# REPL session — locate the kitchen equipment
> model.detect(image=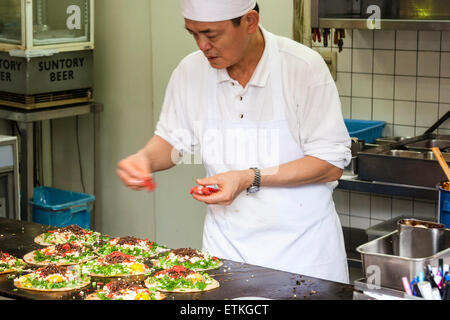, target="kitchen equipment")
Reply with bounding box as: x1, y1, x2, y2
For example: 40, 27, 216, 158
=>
357, 229, 450, 291
0, 0, 94, 54
30, 186, 95, 229
397, 219, 445, 258
344, 119, 386, 143
405, 140, 450, 152
0, 50, 94, 109
0, 0, 94, 109
353, 278, 423, 300
358, 112, 450, 188
375, 136, 412, 145
313, 0, 450, 31
366, 216, 437, 242
344, 138, 364, 175
437, 182, 450, 228
432, 147, 450, 182
357, 136, 450, 188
